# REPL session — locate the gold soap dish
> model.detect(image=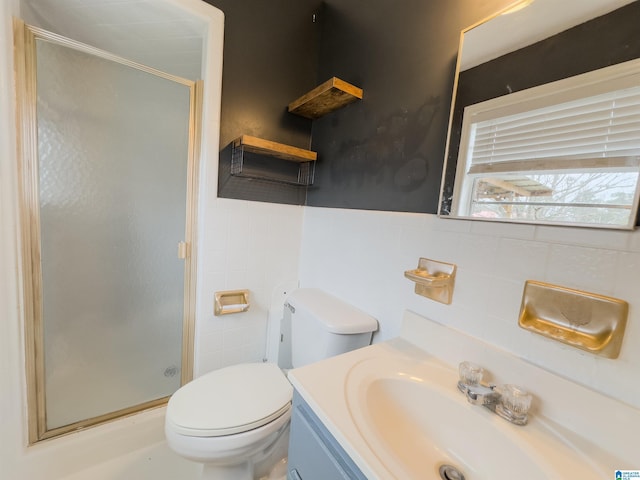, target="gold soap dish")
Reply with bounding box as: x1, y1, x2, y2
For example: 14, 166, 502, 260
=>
518, 281, 628, 358
214, 289, 250, 316
404, 258, 456, 305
